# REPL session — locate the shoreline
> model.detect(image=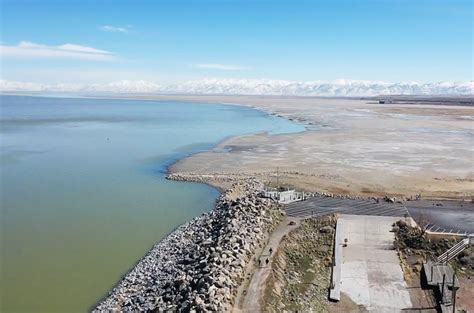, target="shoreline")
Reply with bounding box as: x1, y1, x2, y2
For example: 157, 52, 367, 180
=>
11, 92, 467, 201
4, 93, 470, 200
94, 179, 284, 311
92, 101, 303, 308
4, 94, 472, 199
91, 216, 194, 309
155, 95, 473, 201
